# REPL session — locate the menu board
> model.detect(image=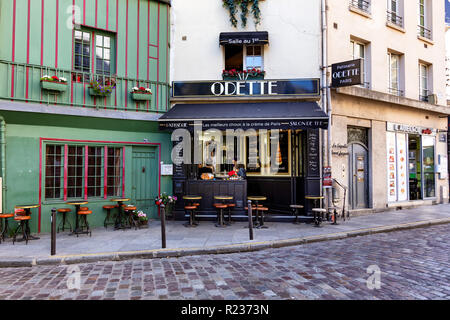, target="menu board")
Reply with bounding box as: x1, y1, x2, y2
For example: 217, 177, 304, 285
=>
307, 130, 320, 177
386, 132, 397, 202
396, 133, 408, 201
